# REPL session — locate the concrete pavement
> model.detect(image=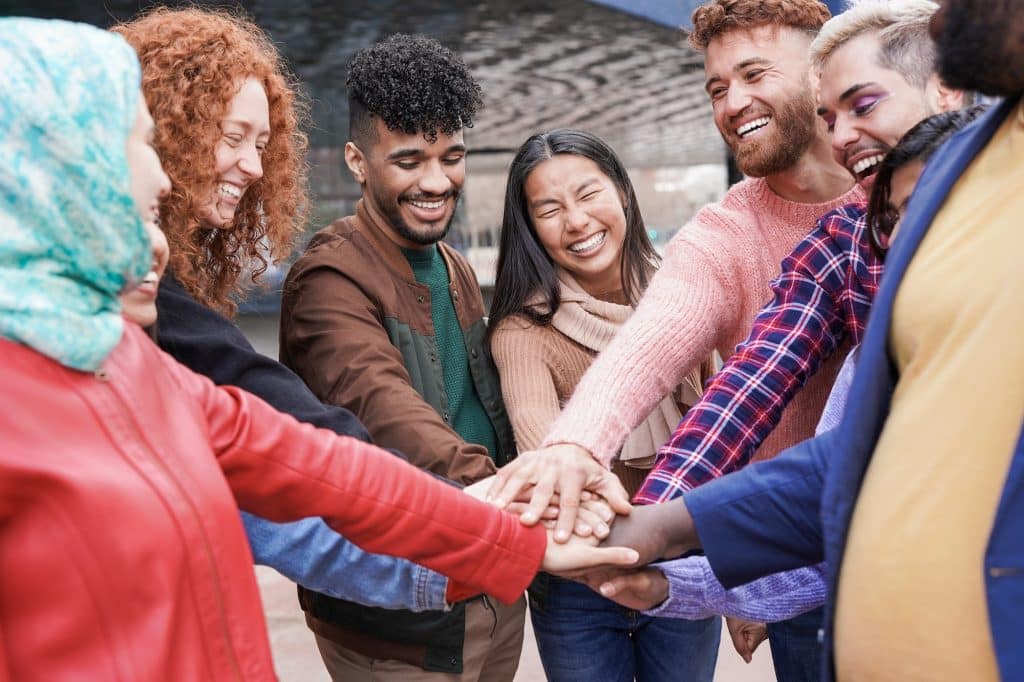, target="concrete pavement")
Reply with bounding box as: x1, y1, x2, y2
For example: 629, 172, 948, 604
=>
255, 566, 777, 681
